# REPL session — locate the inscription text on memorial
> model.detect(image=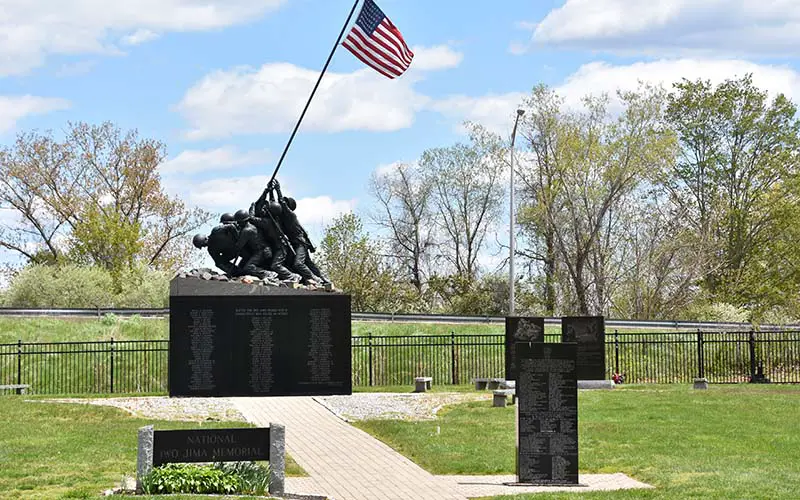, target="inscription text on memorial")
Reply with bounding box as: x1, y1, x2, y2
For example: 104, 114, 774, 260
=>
515, 342, 579, 485
169, 278, 351, 397
561, 316, 606, 380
